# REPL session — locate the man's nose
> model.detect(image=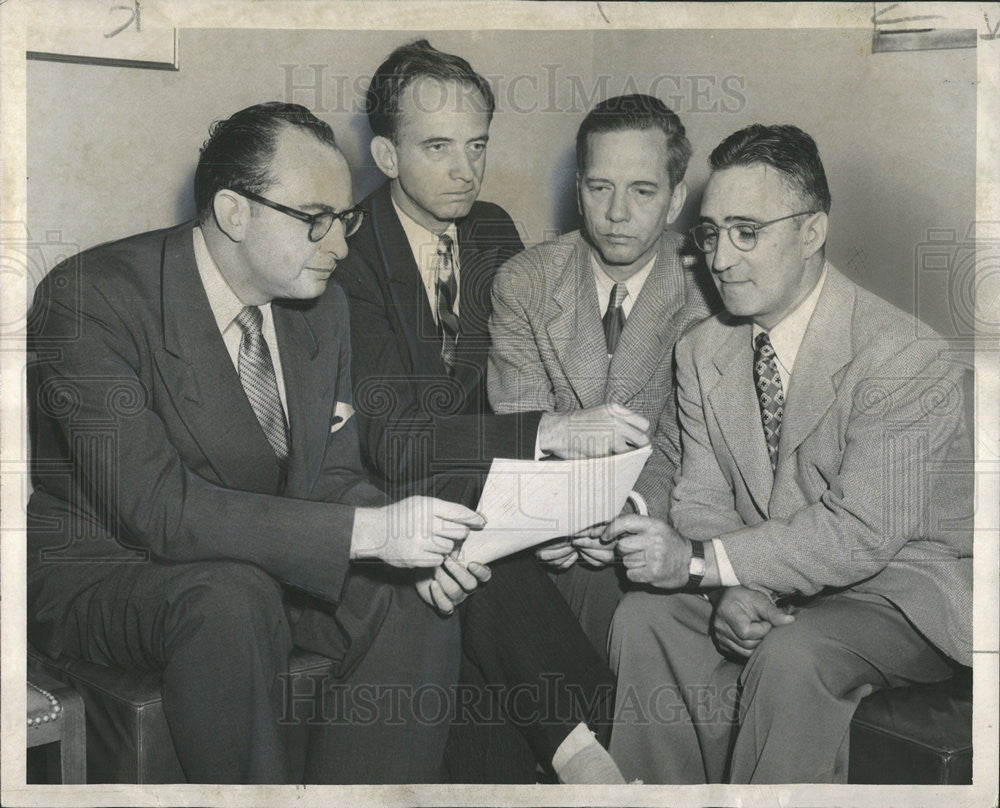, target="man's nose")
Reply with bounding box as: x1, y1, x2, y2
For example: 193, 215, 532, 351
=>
317, 221, 349, 260
710, 230, 739, 273
607, 189, 629, 223
450, 151, 475, 183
